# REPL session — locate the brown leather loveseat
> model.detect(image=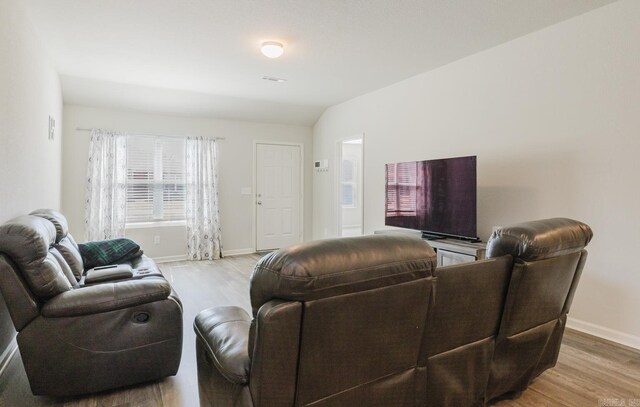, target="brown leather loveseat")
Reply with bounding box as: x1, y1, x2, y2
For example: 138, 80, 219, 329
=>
194, 218, 592, 406
0, 210, 183, 396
